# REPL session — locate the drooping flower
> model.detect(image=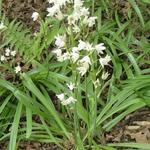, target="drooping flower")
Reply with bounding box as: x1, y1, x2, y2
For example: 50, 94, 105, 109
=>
56, 93, 65, 101
78, 40, 86, 50
52, 48, 62, 57
14, 65, 21, 73
83, 16, 97, 27
80, 56, 91, 65
61, 96, 77, 105
67, 82, 75, 90
62, 52, 70, 61
55, 34, 66, 48
31, 12, 39, 21
77, 56, 91, 76
5, 48, 11, 56
0, 55, 6, 61
74, 0, 83, 11
77, 62, 89, 76
95, 43, 106, 54
0, 22, 6, 30
102, 72, 110, 80
47, 5, 61, 17
99, 55, 111, 68
10, 50, 16, 57
80, 7, 90, 17
57, 93, 77, 105
72, 47, 79, 53
70, 51, 79, 63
